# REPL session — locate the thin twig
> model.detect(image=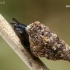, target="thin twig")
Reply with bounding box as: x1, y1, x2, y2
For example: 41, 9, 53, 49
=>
0, 14, 49, 70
